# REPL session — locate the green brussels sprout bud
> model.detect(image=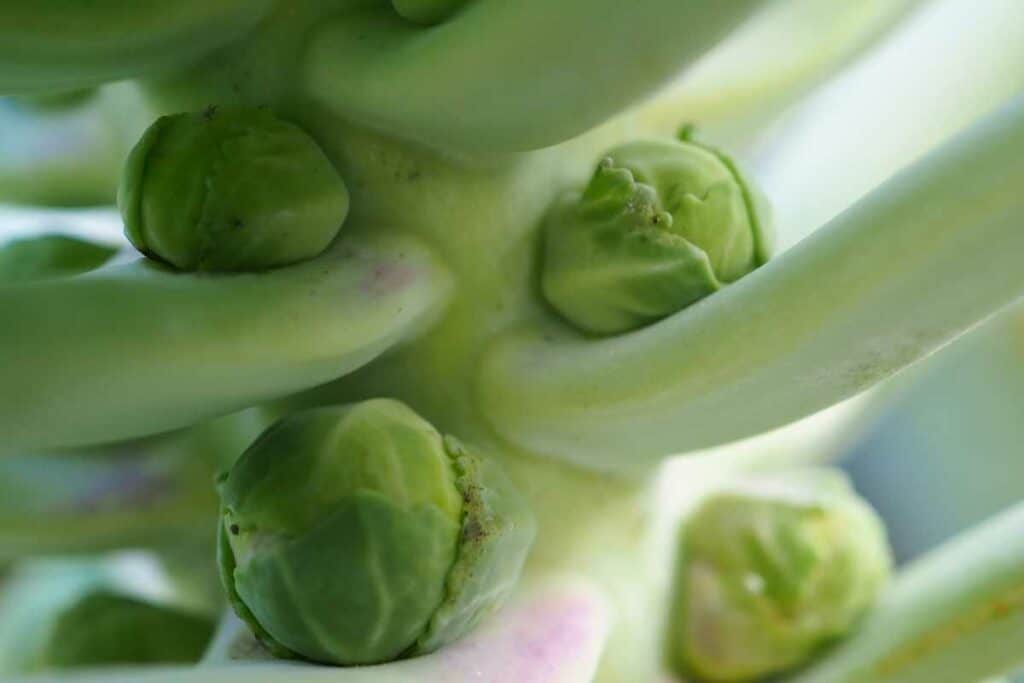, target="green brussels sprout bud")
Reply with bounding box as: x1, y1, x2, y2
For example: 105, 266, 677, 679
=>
118, 106, 349, 272
217, 399, 535, 665
667, 469, 891, 683
392, 0, 470, 25
0, 234, 117, 283
41, 590, 216, 669
541, 137, 772, 335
